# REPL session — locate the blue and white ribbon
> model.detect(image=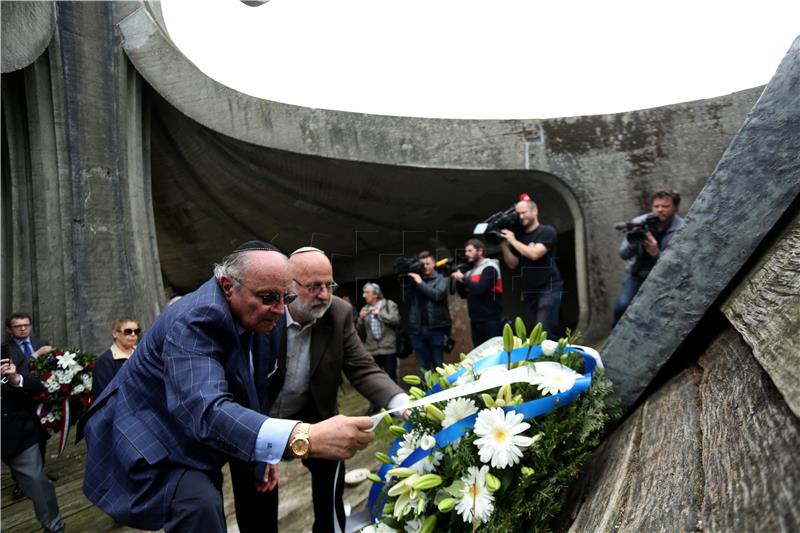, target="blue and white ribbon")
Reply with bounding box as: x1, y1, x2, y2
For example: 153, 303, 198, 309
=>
367, 344, 600, 520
